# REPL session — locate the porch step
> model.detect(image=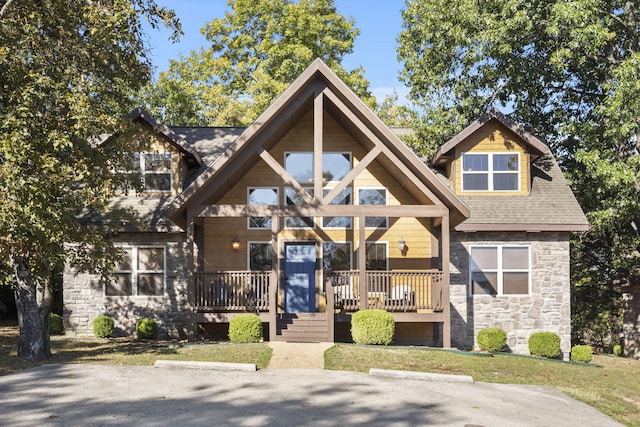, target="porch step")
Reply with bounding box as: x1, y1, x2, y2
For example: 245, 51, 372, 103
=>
275, 313, 329, 342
